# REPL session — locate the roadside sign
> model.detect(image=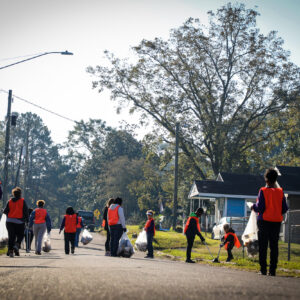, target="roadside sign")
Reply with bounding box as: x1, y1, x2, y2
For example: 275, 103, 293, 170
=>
94, 209, 100, 220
